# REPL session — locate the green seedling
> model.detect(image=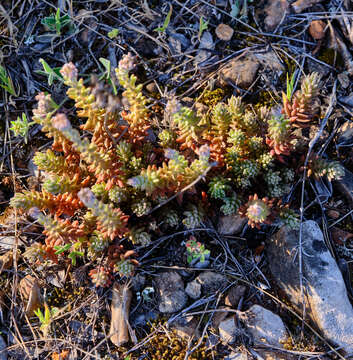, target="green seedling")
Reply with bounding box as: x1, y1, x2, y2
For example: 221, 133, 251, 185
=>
198, 16, 209, 40
41, 8, 73, 36
0, 65, 17, 96
185, 236, 210, 264
286, 72, 296, 101
38, 58, 64, 86
154, 4, 172, 32
99, 58, 117, 95
10, 113, 35, 143
230, 0, 253, 20
54, 242, 84, 266
34, 304, 59, 337
108, 28, 119, 39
